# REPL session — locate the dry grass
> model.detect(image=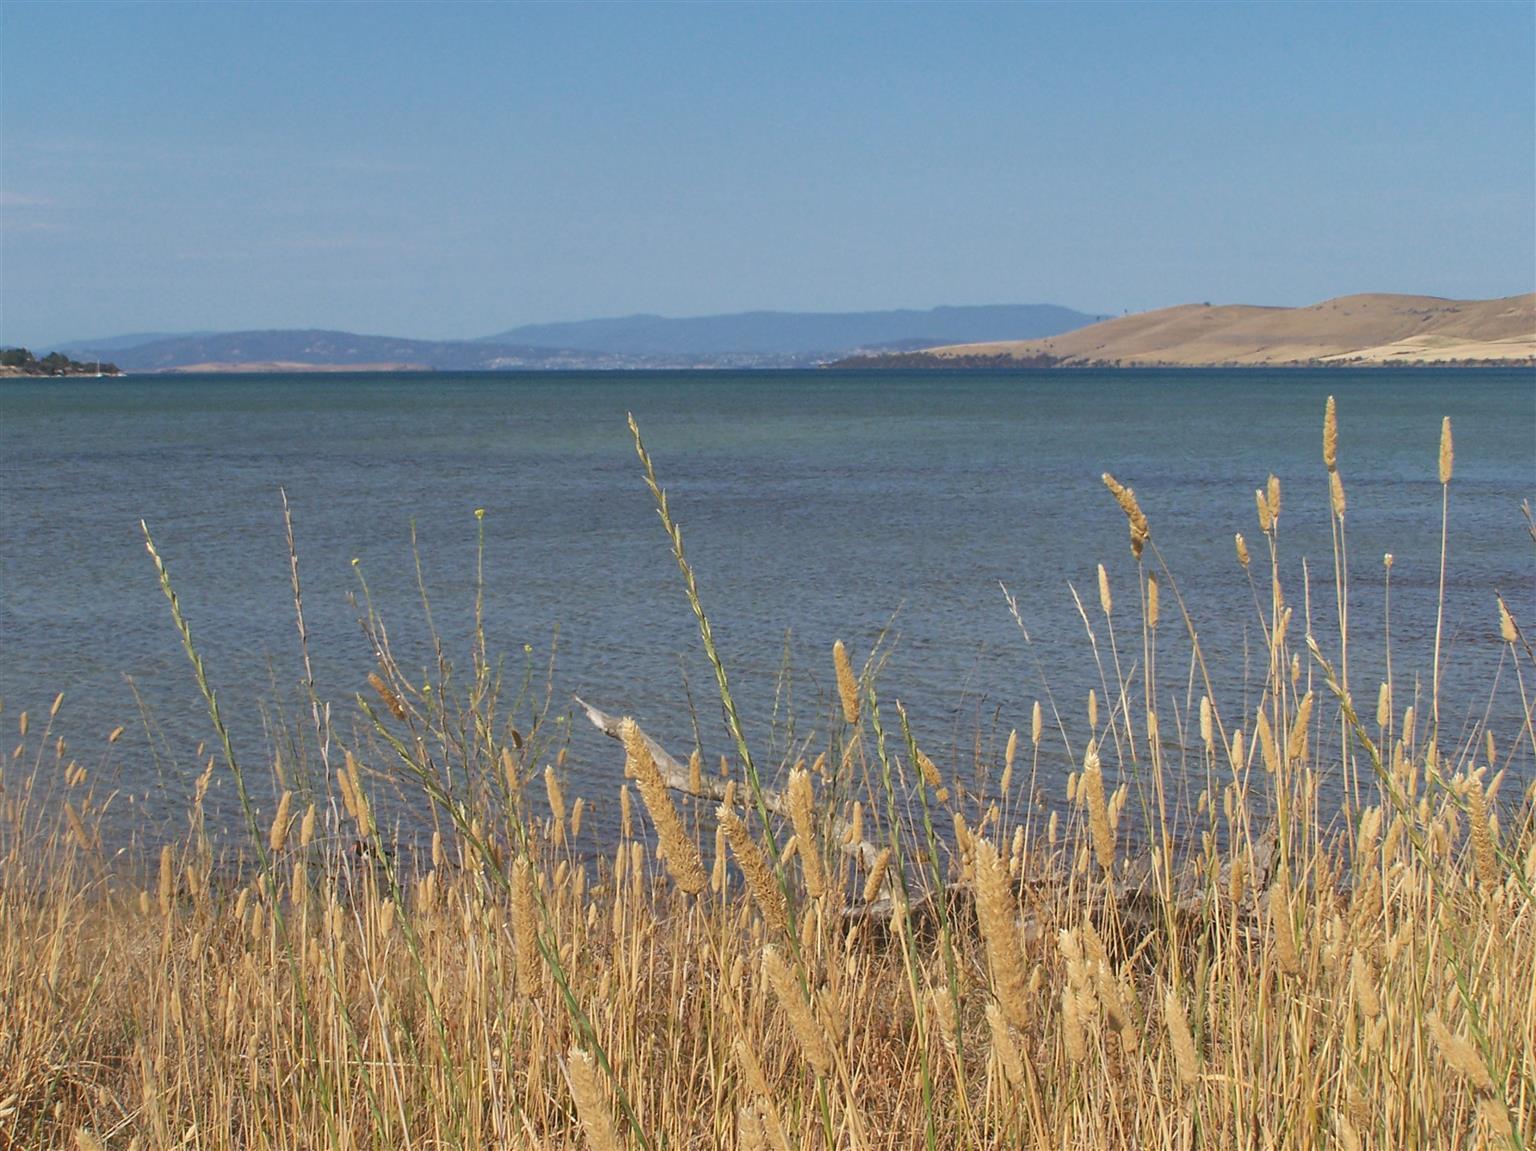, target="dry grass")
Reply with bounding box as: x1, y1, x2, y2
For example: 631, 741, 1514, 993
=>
2, 401, 1533, 1150
926, 292, 1536, 366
